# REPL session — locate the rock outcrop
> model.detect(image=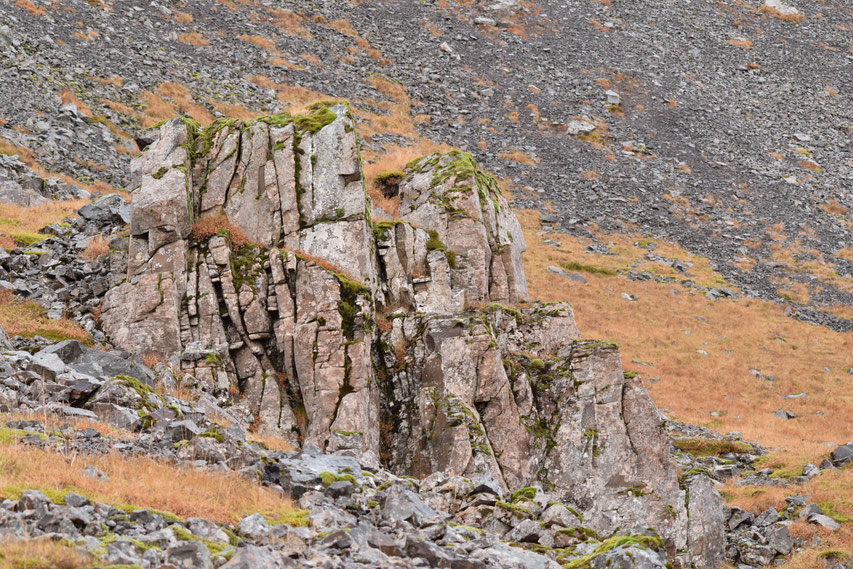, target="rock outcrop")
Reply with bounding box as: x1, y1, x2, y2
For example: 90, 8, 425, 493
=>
100, 104, 724, 567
